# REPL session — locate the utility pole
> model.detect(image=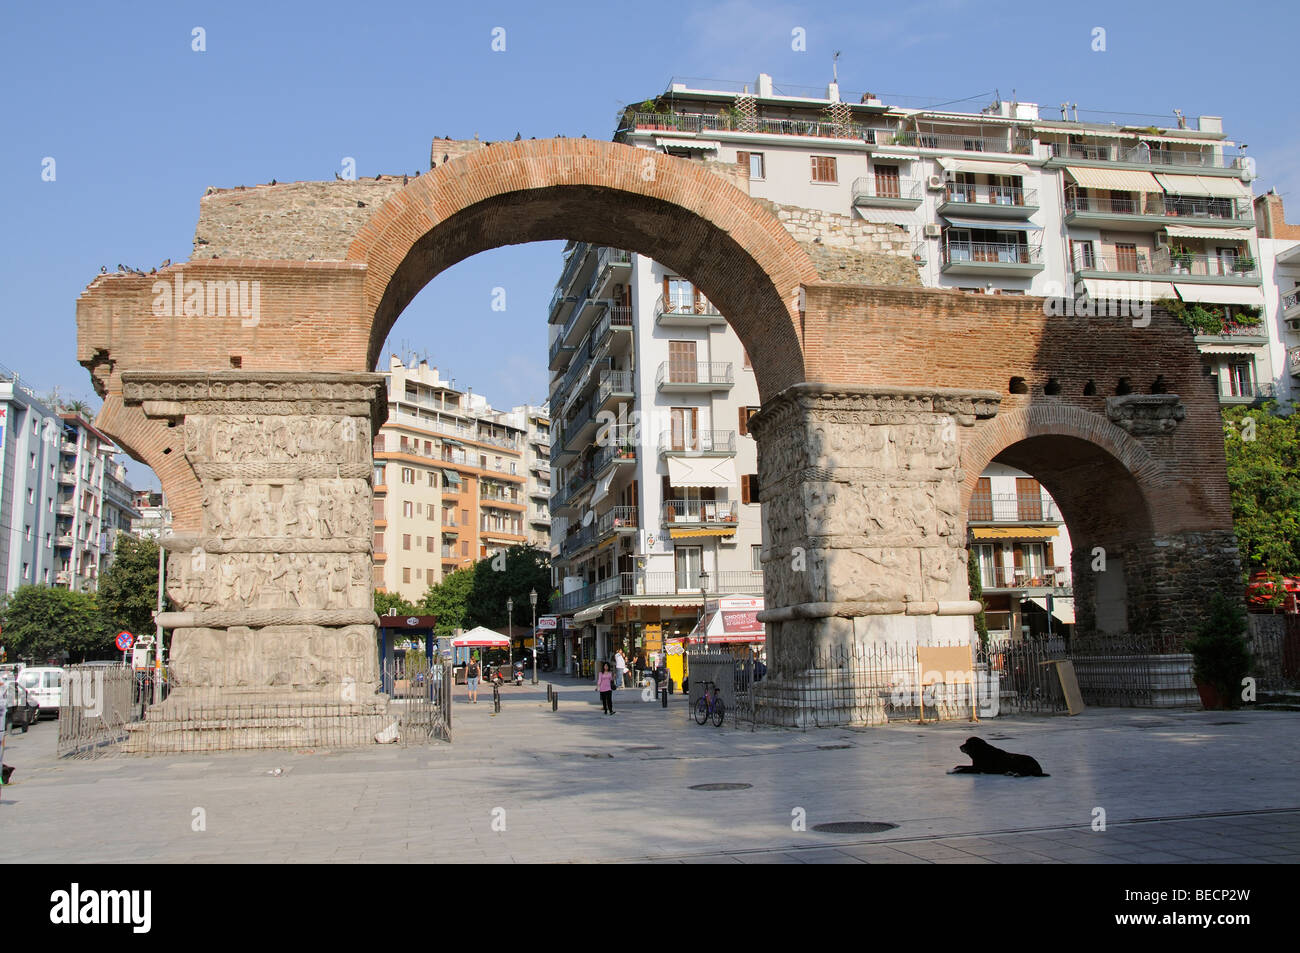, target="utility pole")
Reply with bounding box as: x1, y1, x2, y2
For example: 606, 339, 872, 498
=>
154, 498, 169, 699
530, 588, 538, 684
